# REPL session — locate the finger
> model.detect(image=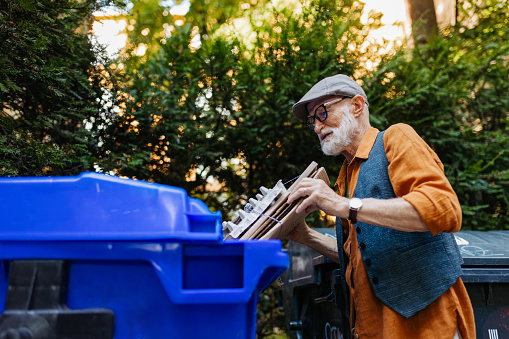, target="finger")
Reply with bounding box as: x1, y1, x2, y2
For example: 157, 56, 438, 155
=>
295, 195, 317, 214
304, 205, 318, 215
287, 177, 323, 205
287, 185, 308, 205
290, 178, 314, 191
